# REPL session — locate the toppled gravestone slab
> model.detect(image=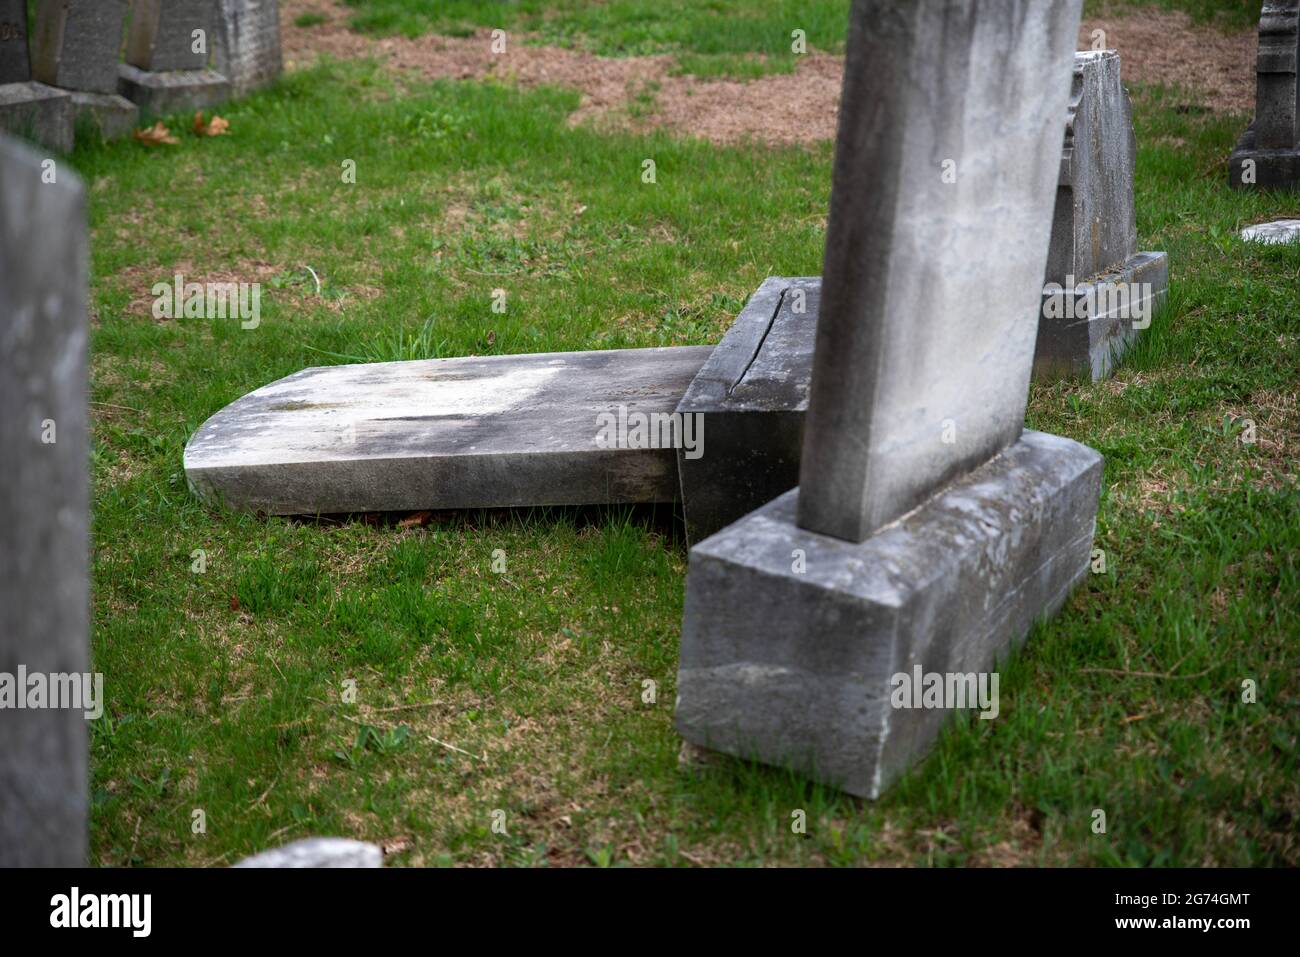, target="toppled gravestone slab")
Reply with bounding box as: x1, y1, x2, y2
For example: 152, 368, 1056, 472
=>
184, 346, 712, 515
234, 837, 383, 868
1241, 218, 1300, 243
